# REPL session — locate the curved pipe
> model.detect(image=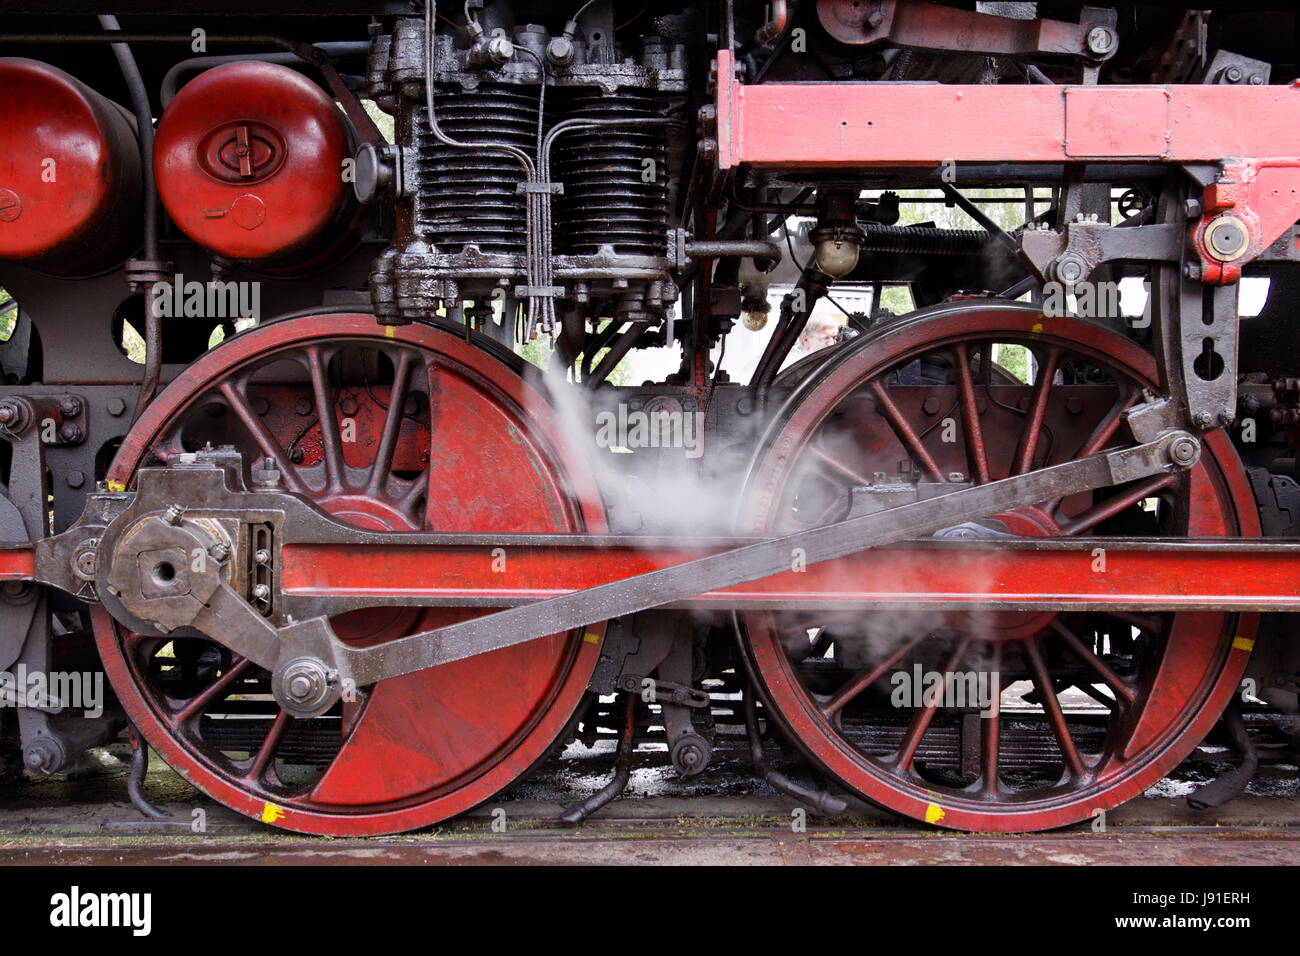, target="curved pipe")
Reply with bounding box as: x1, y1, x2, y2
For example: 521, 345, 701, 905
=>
97, 15, 164, 423
160, 42, 370, 106
559, 694, 636, 825
755, 0, 790, 44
